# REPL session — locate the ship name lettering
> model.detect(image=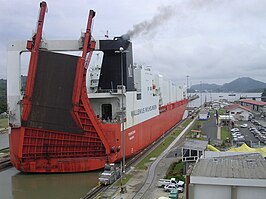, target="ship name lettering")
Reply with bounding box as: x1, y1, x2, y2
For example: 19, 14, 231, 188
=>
131, 105, 157, 116
128, 130, 136, 136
